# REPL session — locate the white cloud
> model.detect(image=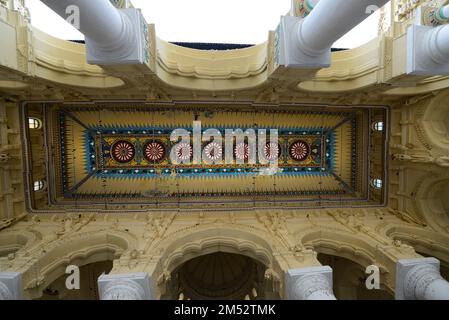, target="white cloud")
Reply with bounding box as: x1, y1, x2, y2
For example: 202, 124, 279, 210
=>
26, 0, 385, 49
